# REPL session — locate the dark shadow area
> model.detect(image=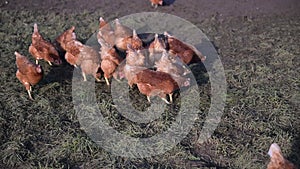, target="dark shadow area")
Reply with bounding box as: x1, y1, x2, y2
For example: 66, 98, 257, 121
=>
42, 62, 74, 85
137, 32, 155, 48
189, 62, 209, 86
163, 0, 176, 6
210, 41, 220, 54
43, 40, 75, 83
186, 146, 229, 168
289, 133, 300, 167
